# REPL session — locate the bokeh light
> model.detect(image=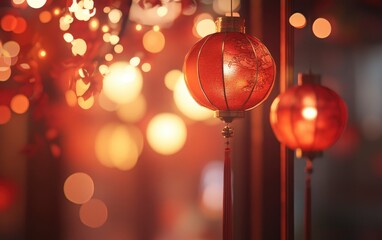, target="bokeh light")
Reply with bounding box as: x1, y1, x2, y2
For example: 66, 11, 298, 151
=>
173, 79, 213, 121
38, 49, 47, 59
13, 0, 25, 5
289, 12, 306, 29
146, 113, 187, 155
26, 0, 47, 9
108, 9, 122, 24
98, 92, 119, 112
78, 96, 95, 110
0, 106, 12, 125
116, 94, 147, 123
79, 198, 108, 228
213, 0, 240, 15
65, 90, 77, 107
63, 33, 74, 43
157, 6, 168, 17
164, 69, 183, 90
102, 61, 143, 105
10, 94, 29, 114
1, 15, 17, 32
196, 18, 216, 38
104, 53, 113, 61
142, 30, 165, 53
114, 44, 123, 54
13, 17, 27, 34
141, 62, 151, 72
39, 11, 52, 23
200, 161, 223, 217
129, 56, 141, 67
312, 18, 332, 38
89, 18, 99, 31
3, 41, 21, 58
95, 123, 143, 170
63, 172, 94, 205
0, 68, 12, 82
71, 38, 87, 56
135, 24, 142, 31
